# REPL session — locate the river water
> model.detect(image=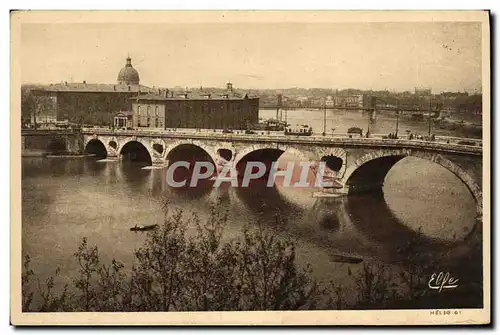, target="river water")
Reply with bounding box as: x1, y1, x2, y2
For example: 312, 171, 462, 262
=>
21, 109, 480, 305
